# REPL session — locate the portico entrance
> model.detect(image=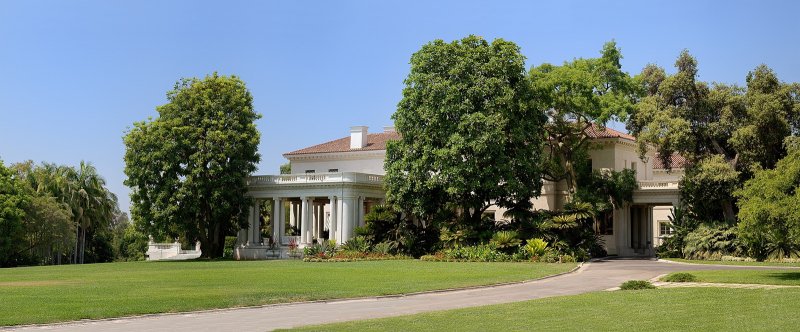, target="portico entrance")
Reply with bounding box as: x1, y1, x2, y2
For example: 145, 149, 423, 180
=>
235, 172, 385, 259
